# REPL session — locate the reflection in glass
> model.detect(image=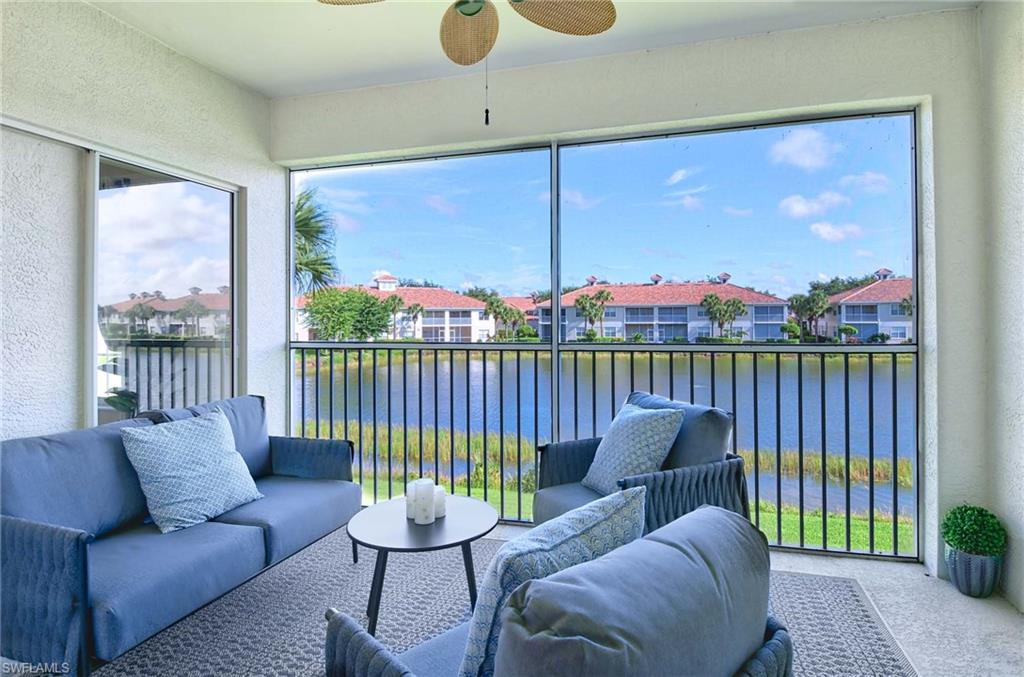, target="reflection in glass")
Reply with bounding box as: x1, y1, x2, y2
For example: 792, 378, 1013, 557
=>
96, 159, 233, 423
